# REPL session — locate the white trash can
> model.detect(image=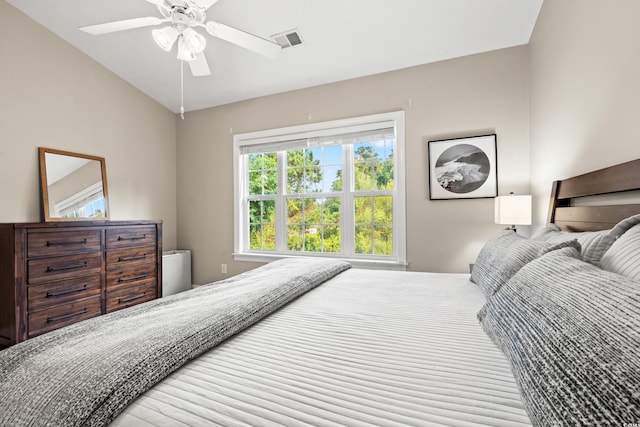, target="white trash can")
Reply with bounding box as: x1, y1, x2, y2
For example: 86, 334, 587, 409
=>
162, 250, 192, 296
